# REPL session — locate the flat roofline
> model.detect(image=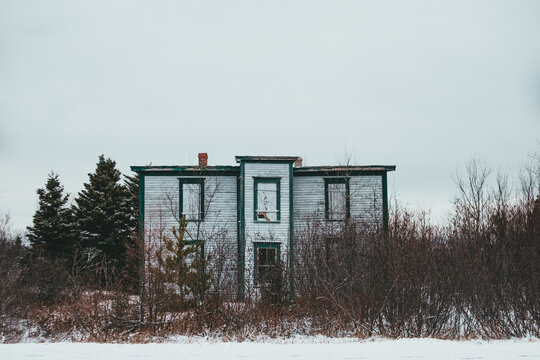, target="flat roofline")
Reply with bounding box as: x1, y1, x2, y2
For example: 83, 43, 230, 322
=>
294, 165, 396, 172
235, 156, 299, 163
131, 164, 396, 174
130, 165, 239, 172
